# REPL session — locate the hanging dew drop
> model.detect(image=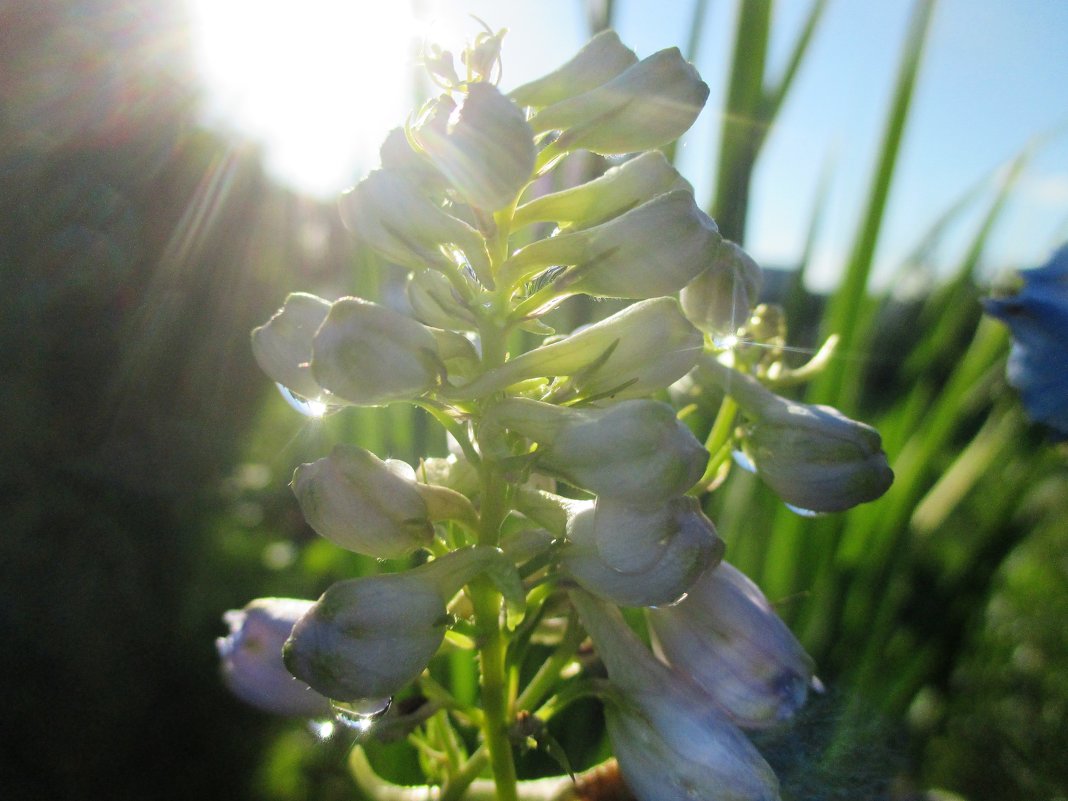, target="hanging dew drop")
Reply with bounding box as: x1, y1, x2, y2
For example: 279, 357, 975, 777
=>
308, 719, 337, 740
784, 503, 825, 518
330, 697, 393, 737
713, 333, 739, 350
275, 383, 329, 418
731, 449, 757, 474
